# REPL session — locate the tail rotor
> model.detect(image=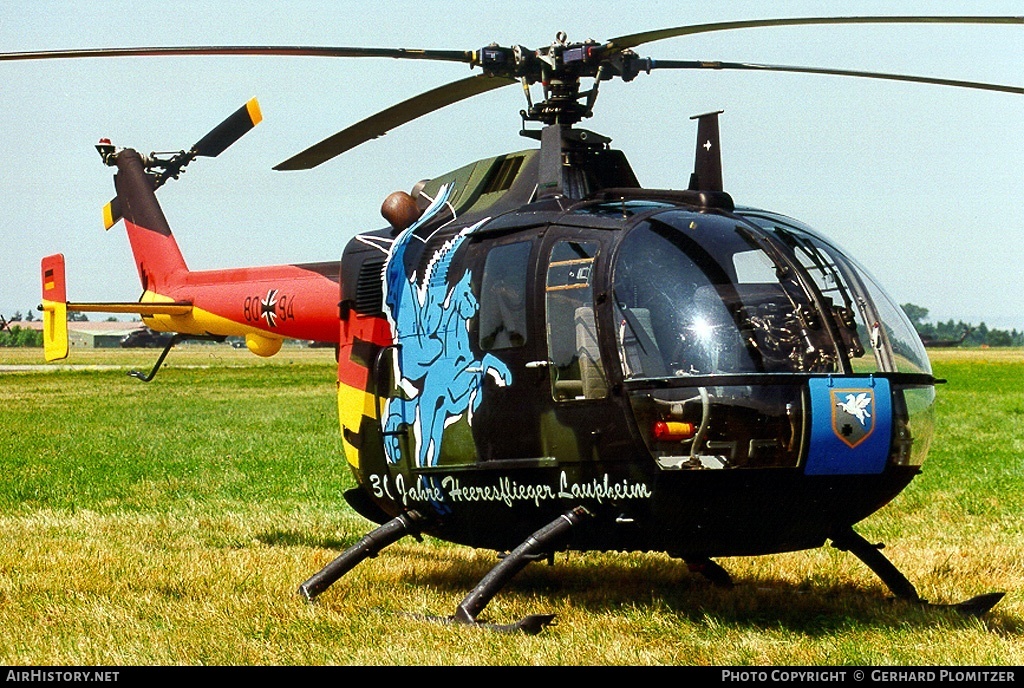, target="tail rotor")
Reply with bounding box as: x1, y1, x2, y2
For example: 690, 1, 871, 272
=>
100, 98, 262, 228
